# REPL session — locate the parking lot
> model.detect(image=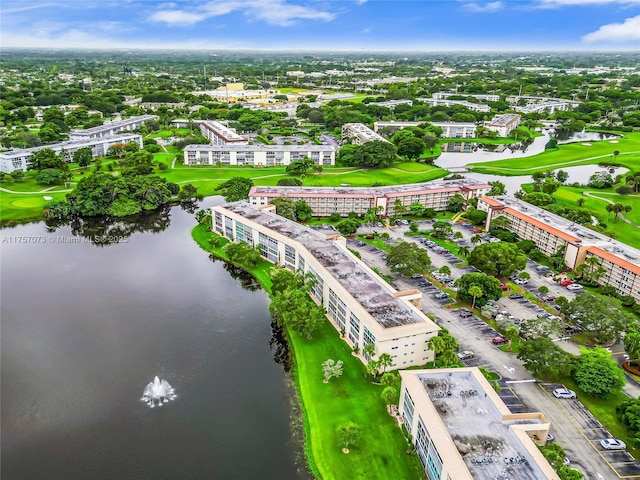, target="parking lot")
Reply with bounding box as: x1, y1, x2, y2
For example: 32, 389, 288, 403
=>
345, 224, 640, 479
539, 383, 640, 478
